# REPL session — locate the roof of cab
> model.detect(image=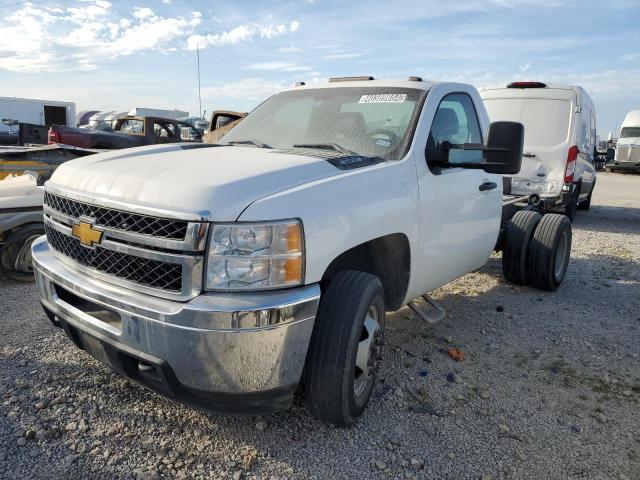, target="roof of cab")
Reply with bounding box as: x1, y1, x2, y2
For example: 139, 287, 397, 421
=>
285, 78, 437, 92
